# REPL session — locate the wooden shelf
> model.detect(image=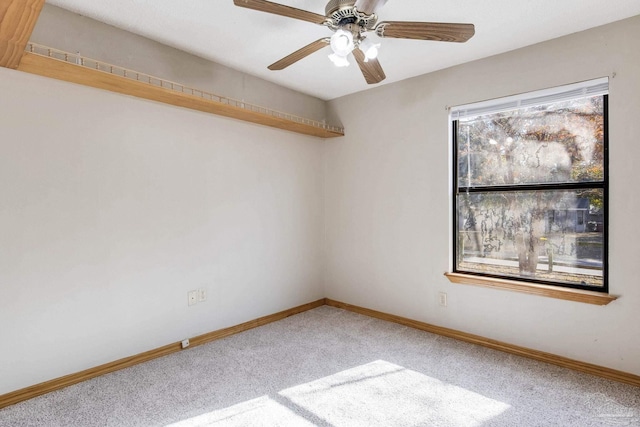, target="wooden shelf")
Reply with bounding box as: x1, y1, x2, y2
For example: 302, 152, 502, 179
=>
0, 0, 45, 69
16, 51, 344, 139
